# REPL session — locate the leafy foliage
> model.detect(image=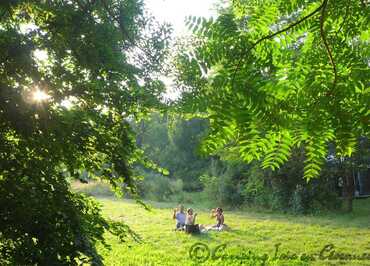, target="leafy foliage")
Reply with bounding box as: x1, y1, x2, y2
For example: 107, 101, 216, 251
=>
200, 159, 246, 207
173, 0, 369, 180
131, 113, 347, 212
133, 113, 211, 191
136, 172, 184, 202
0, 0, 170, 264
